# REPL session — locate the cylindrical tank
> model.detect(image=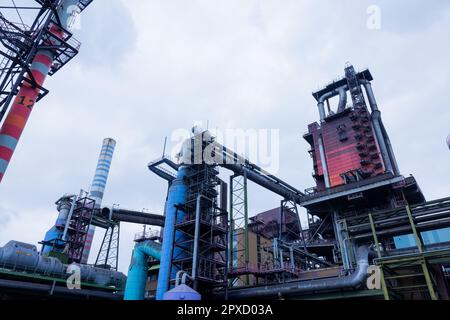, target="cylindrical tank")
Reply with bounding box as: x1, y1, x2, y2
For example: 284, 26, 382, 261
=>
35, 255, 65, 276
0, 241, 65, 276
0, 241, 126, 288
71, 263, 126, 287
156, 166, 189, 300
